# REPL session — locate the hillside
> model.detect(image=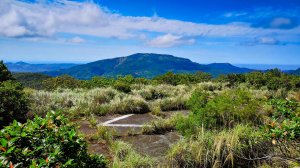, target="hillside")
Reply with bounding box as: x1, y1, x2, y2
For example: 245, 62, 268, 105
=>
45, 53, 253, 79
5, 61, 78, 72
287, 68, 300, 76
12, 72, 51, 89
